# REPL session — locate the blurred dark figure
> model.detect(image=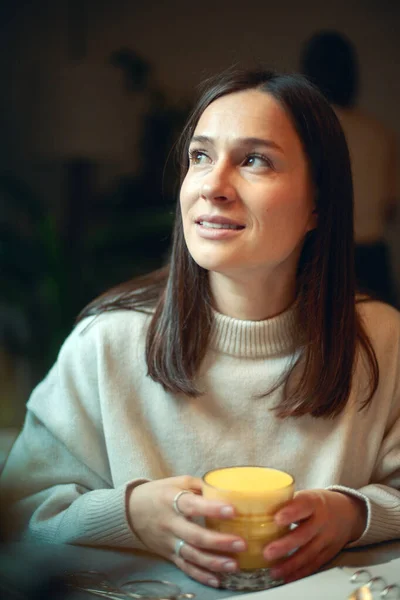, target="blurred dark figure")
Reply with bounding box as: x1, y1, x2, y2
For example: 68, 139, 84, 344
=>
300, 30, 398, 307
